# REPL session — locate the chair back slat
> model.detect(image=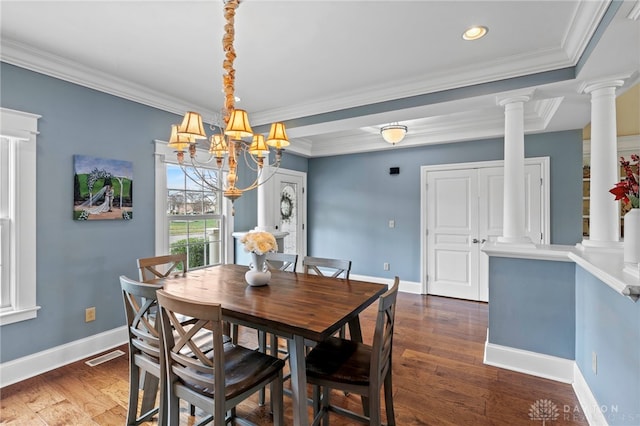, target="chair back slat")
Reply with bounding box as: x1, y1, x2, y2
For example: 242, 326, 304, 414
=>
303, 256, 351, 279
137, 254, 187, 282
265, 252, 298, 272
